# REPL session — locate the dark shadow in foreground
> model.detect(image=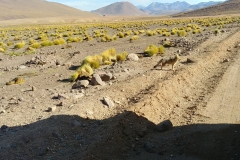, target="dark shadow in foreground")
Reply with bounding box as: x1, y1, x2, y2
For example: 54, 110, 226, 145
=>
0, 111, 239, 160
